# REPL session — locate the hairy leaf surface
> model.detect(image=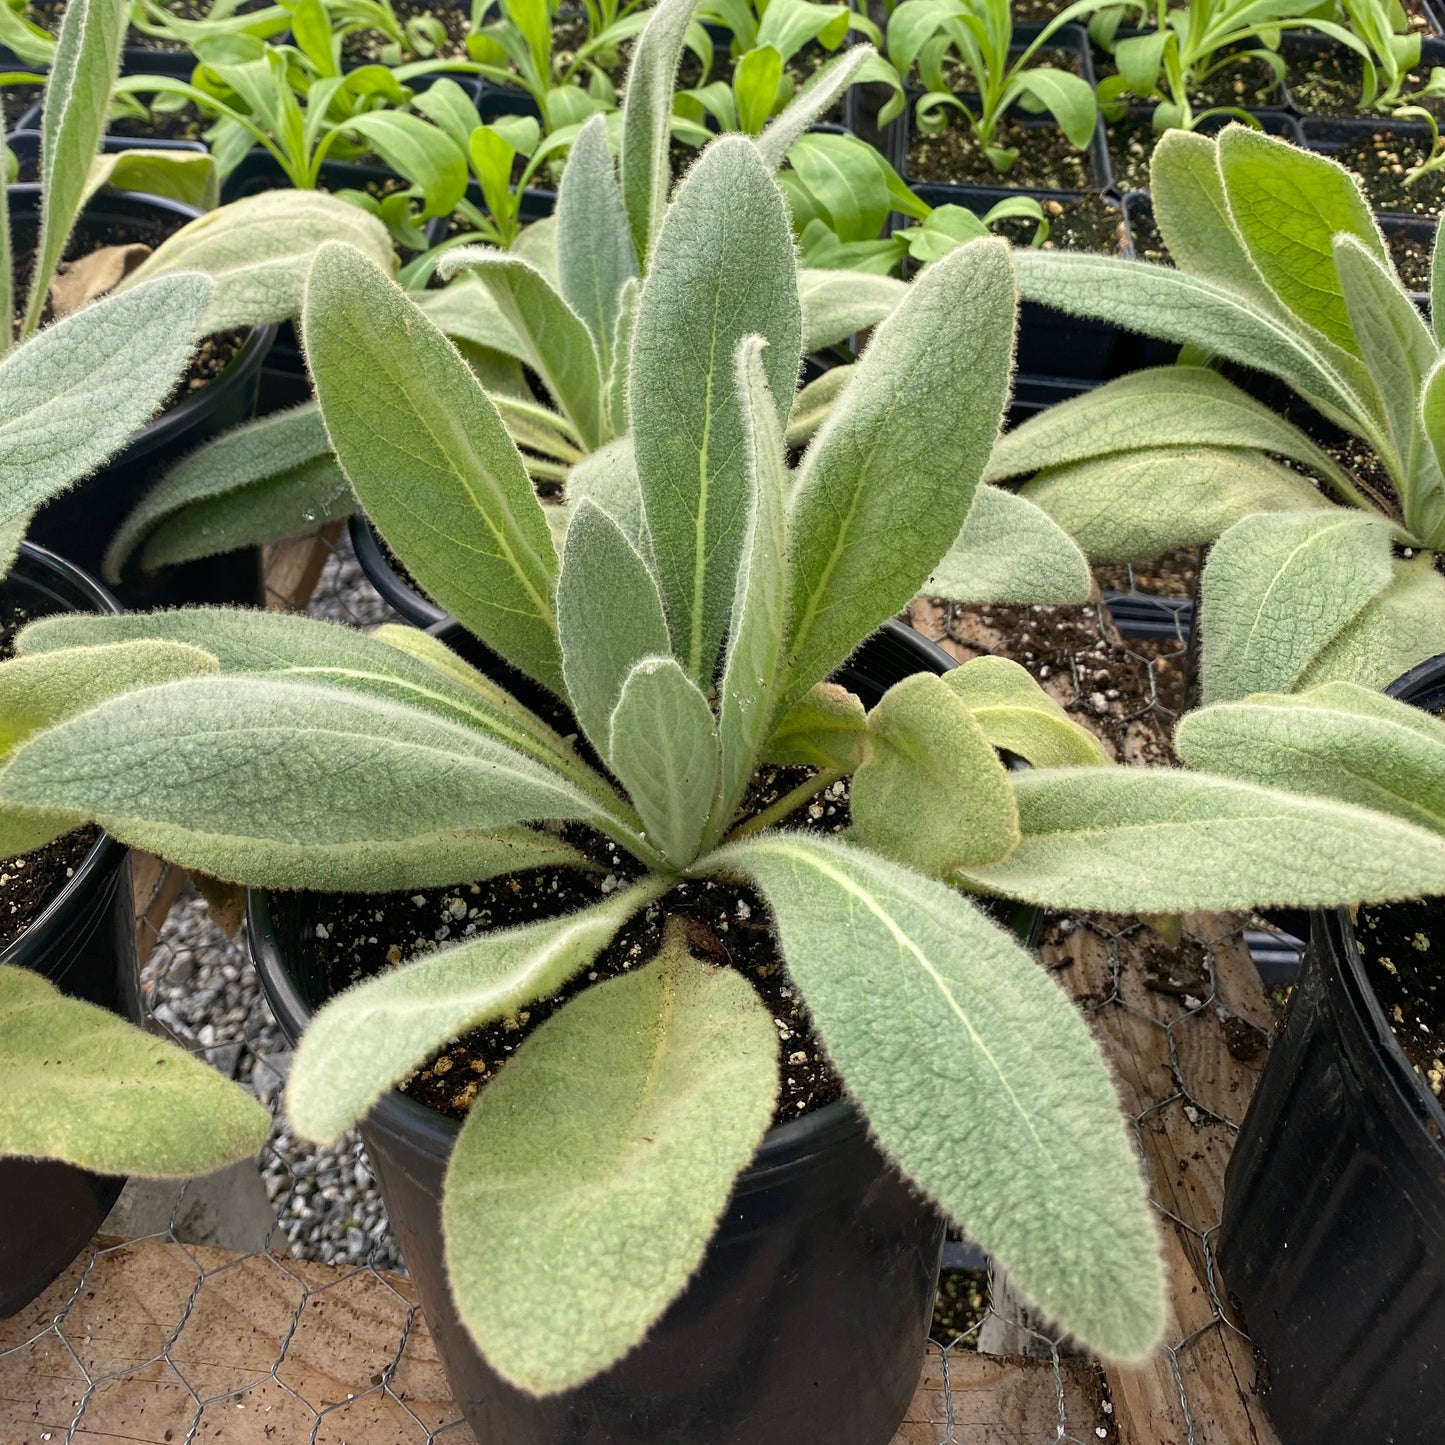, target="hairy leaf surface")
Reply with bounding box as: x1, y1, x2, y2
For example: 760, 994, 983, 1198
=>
444, 921, 777, 1395
0, 276, 210, 528
721, 832, 1164, 1361
797, 269, 905, 352
1176, 684, 1445, 835
1200, 509, 1396, 703
943, 657, 1111, 767
629, 137, 801, 685
305, 242, 562, 692
958, 767, 1445, 909
927, 485, 1091, 604
785, 239, 1014, 706
287, 881, 665, 1143
0, 964, 269, 1176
